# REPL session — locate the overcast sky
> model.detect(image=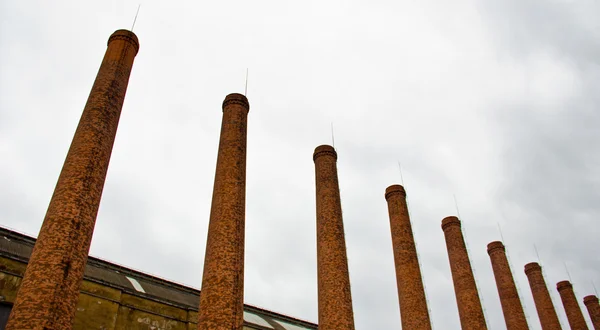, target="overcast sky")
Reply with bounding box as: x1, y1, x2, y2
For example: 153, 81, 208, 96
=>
1, 0, 599, 329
